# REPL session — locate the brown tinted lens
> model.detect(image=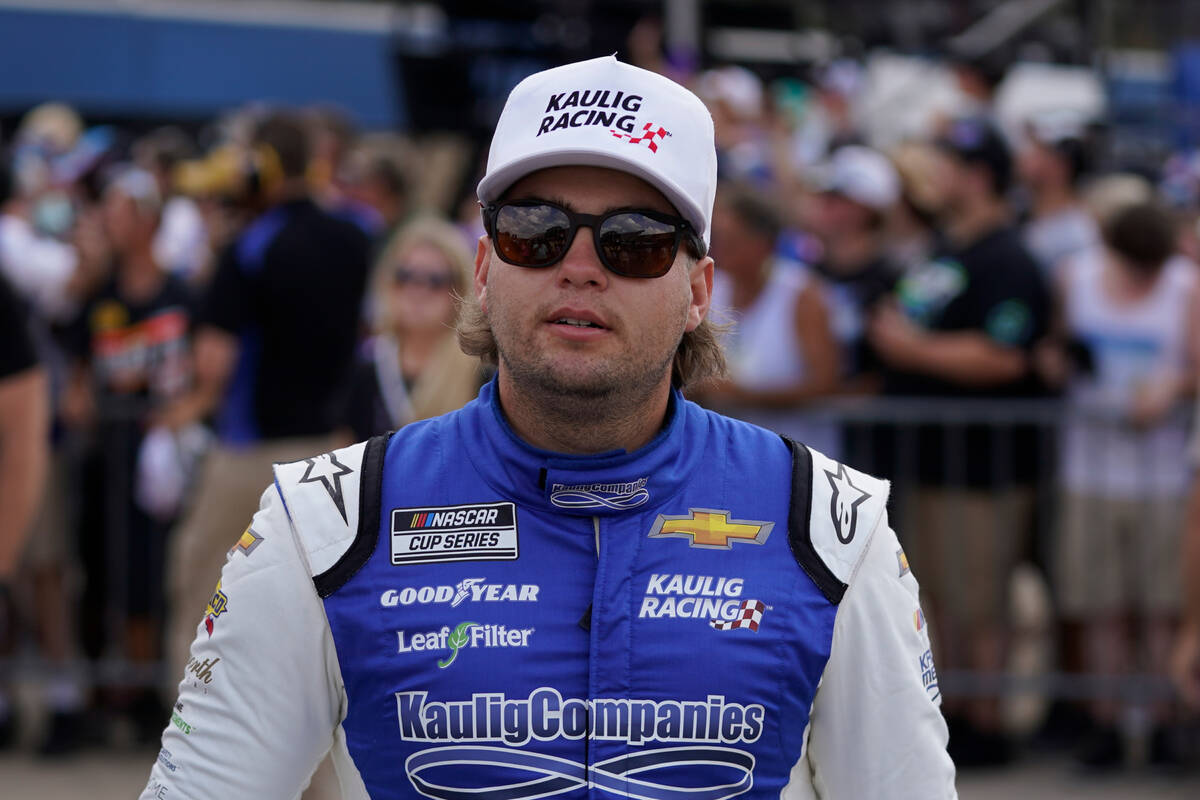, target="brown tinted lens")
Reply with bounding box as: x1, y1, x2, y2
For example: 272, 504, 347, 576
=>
598, 212, 678, 277
494, 204, 572, 267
